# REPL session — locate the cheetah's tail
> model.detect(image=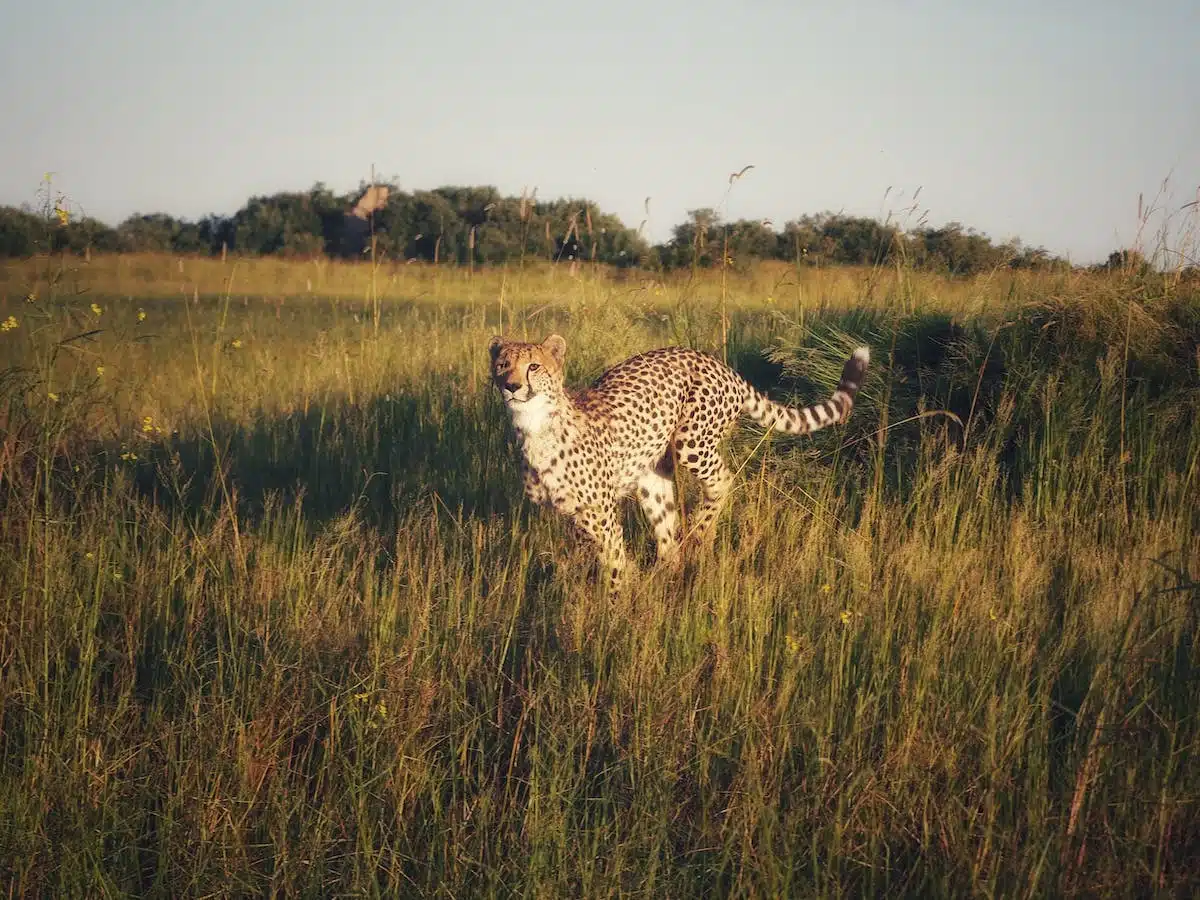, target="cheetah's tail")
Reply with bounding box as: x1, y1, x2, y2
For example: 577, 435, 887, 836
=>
742, 346, 870, 435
